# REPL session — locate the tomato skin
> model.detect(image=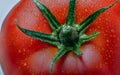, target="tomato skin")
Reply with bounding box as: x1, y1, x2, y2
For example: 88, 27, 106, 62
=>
1, 0, 120, 75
